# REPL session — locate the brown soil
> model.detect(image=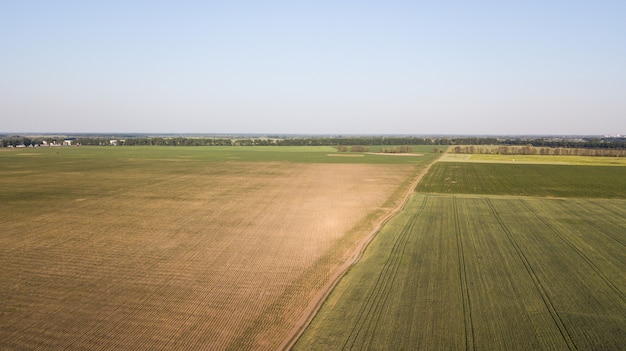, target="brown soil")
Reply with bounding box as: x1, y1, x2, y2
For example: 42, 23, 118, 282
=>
0, 161, 415, 350
278, 159, 438, 350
